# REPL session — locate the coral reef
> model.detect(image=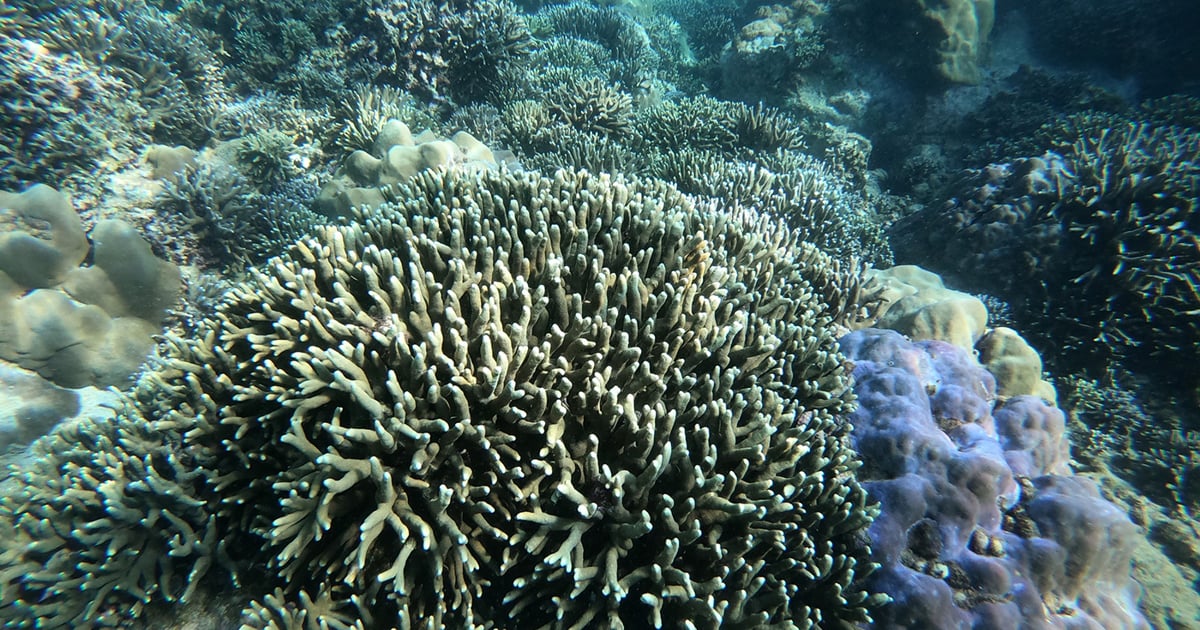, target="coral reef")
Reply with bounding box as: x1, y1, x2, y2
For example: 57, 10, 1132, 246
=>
891, 120, 1200, 388
841, 328, 1146, 628
166, 0, 345, 93
2, 0, 230, 193
3, 0, 1198, 625
0, 405, 223, 627
138, 167, 883, 626
349, 0, 533, 107
0, 32, 146, 195
0, 185, 181, 388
